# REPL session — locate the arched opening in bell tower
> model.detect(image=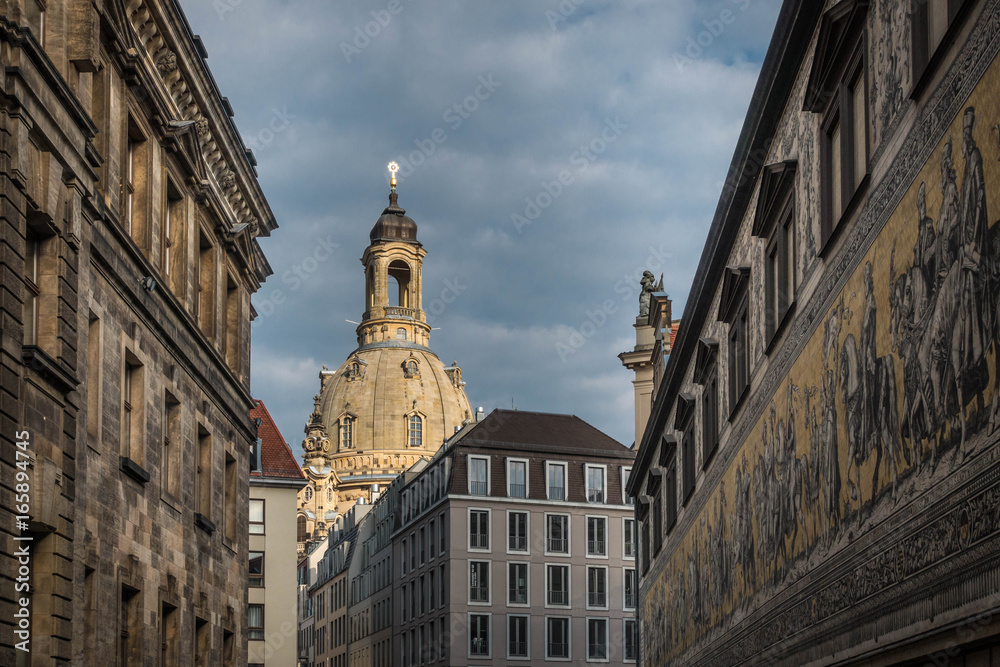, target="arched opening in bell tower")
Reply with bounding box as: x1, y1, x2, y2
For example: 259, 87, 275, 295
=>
366, 265, 374, 310
387, 260, 411, 308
